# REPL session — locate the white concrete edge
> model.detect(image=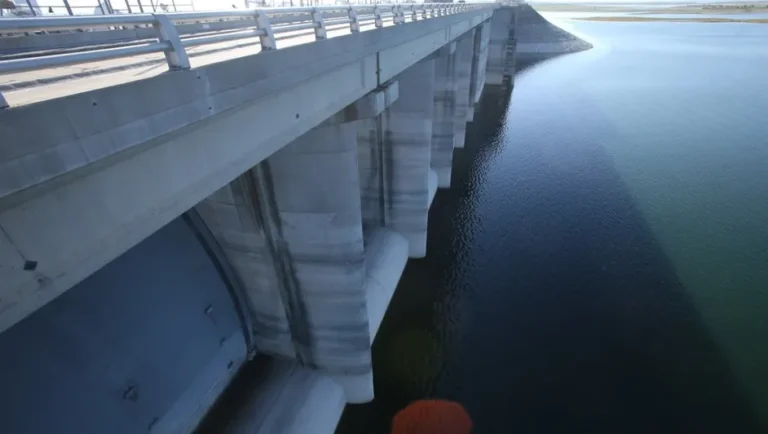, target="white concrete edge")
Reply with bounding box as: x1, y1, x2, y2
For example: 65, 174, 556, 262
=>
364, 228, 409, 342
428, 168, 438, 210
436, 167, 451, 189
